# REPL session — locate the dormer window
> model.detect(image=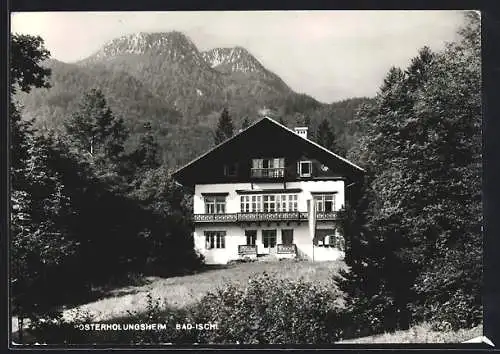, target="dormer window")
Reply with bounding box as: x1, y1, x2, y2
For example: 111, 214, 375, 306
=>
298, 160, 312, 177
224, 163, 238, 177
